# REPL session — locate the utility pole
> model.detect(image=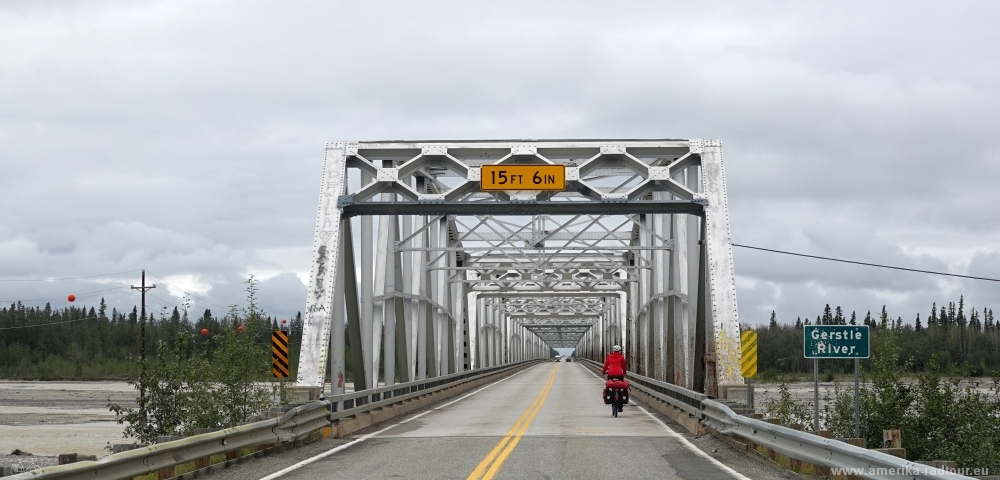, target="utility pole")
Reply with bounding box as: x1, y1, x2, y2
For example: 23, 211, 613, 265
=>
130, 269, 155, 426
